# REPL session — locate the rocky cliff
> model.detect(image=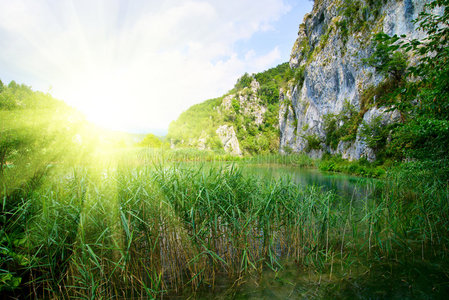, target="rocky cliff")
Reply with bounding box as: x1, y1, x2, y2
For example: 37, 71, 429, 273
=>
280, 0, 430, 160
